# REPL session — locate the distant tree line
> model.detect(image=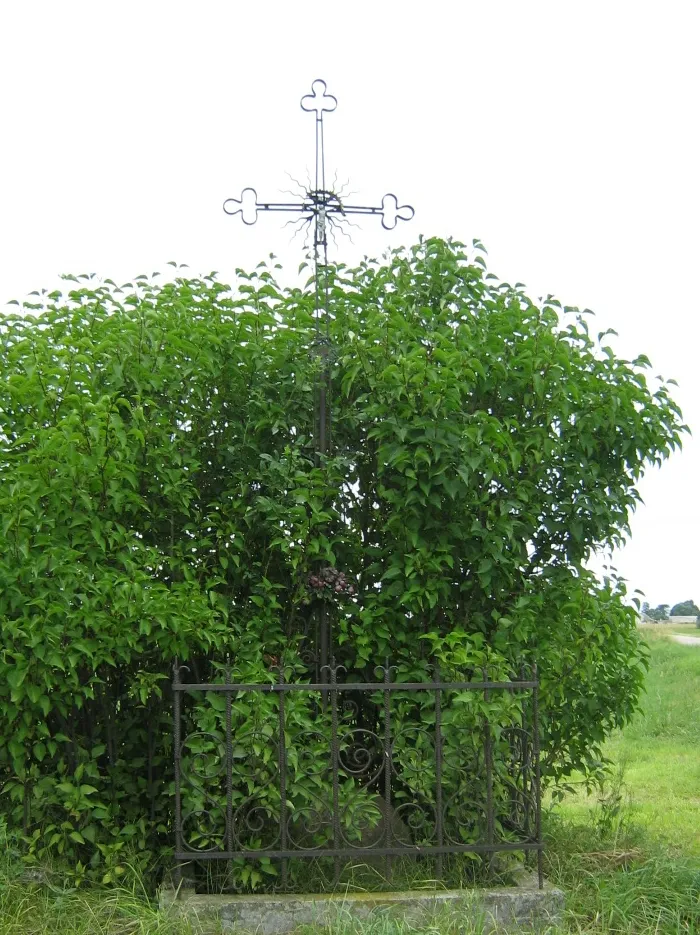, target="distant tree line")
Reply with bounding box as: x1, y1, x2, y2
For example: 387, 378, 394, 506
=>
642, 600, 699, 621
